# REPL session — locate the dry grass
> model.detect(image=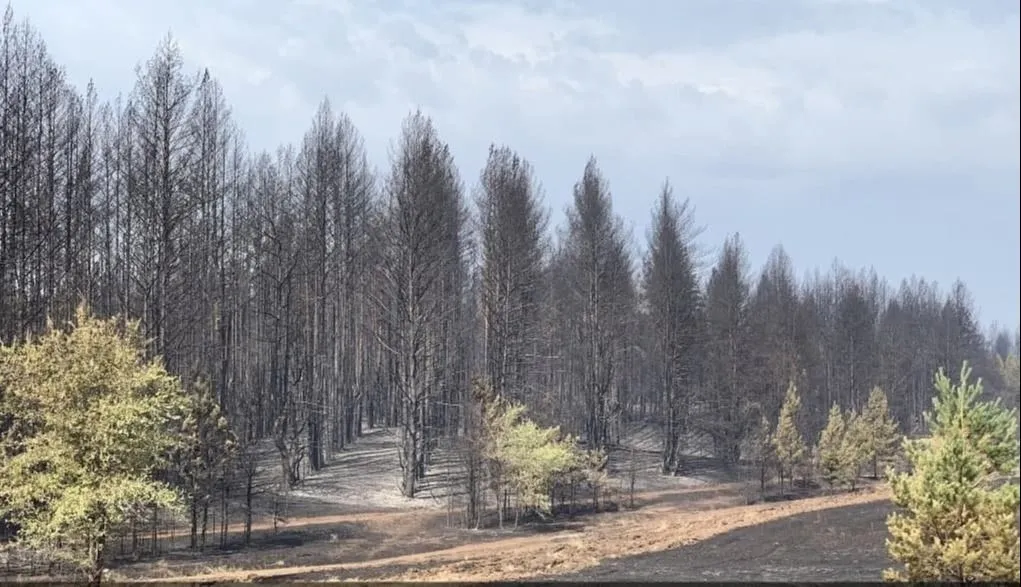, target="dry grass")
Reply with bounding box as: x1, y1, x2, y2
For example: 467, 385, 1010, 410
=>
377, 485, 893, 582
146, 484, 891, 583
7, 422, 896, 584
